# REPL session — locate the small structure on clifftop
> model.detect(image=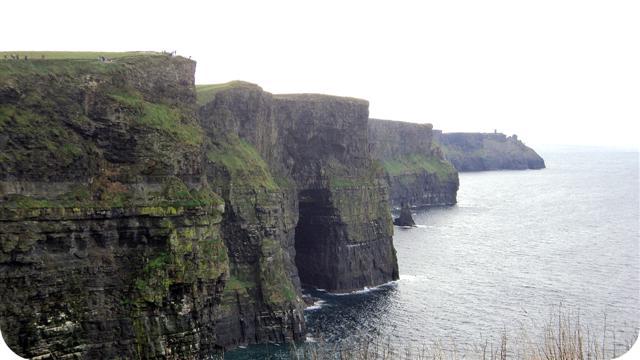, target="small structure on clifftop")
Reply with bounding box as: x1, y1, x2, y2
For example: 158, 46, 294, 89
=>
393, 202, 416, 227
